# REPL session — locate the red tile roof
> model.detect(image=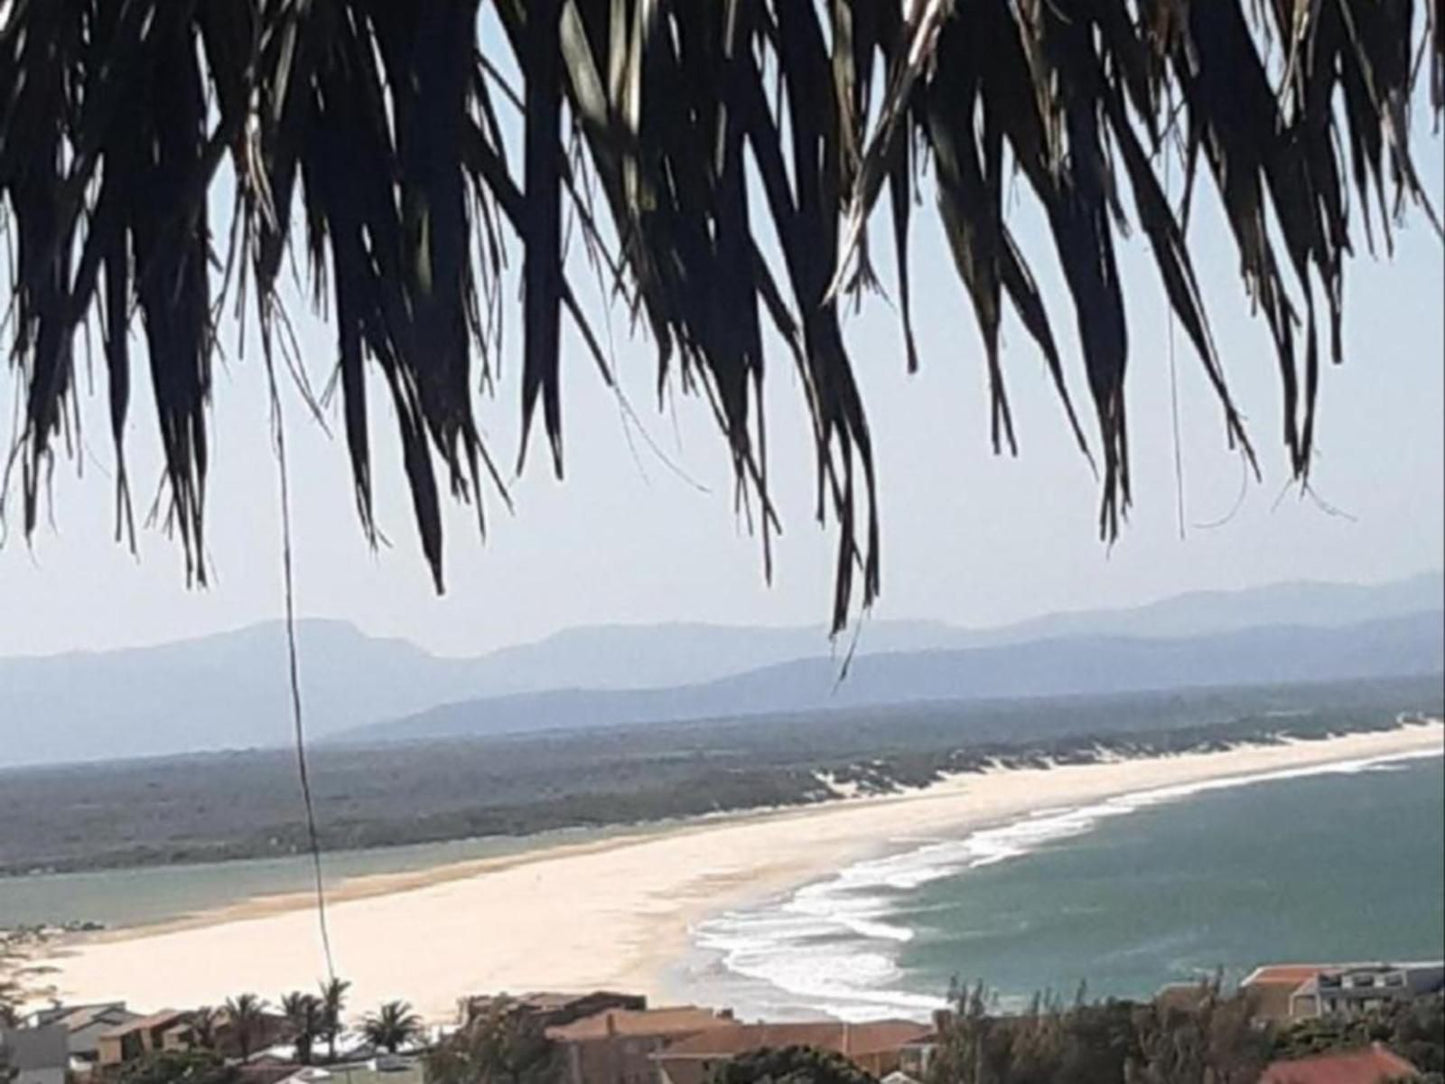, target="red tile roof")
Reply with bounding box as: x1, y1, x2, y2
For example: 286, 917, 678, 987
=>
1260, 1044, 1420, 1084
1245, 966, 1336, 987
546, 1007, 736, 1041
1241, 966, 1334, 1022
657, 1021, 932, 1060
